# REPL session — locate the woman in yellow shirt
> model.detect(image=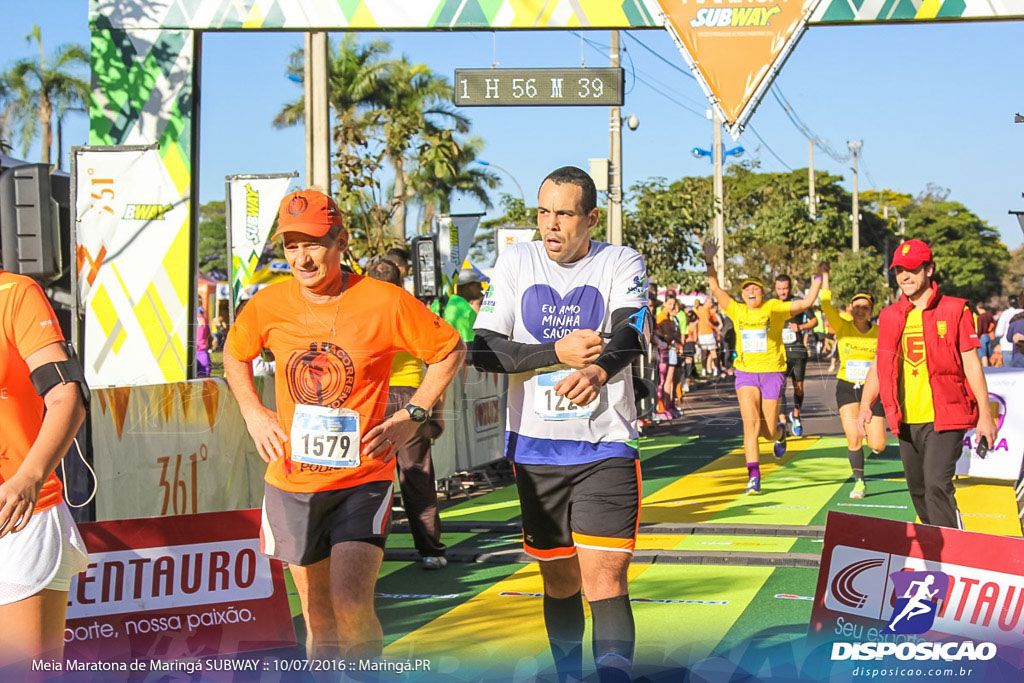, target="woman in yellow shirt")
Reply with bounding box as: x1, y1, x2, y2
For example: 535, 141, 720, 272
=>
820, 268, 886, 499
703, 239, 825, 494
